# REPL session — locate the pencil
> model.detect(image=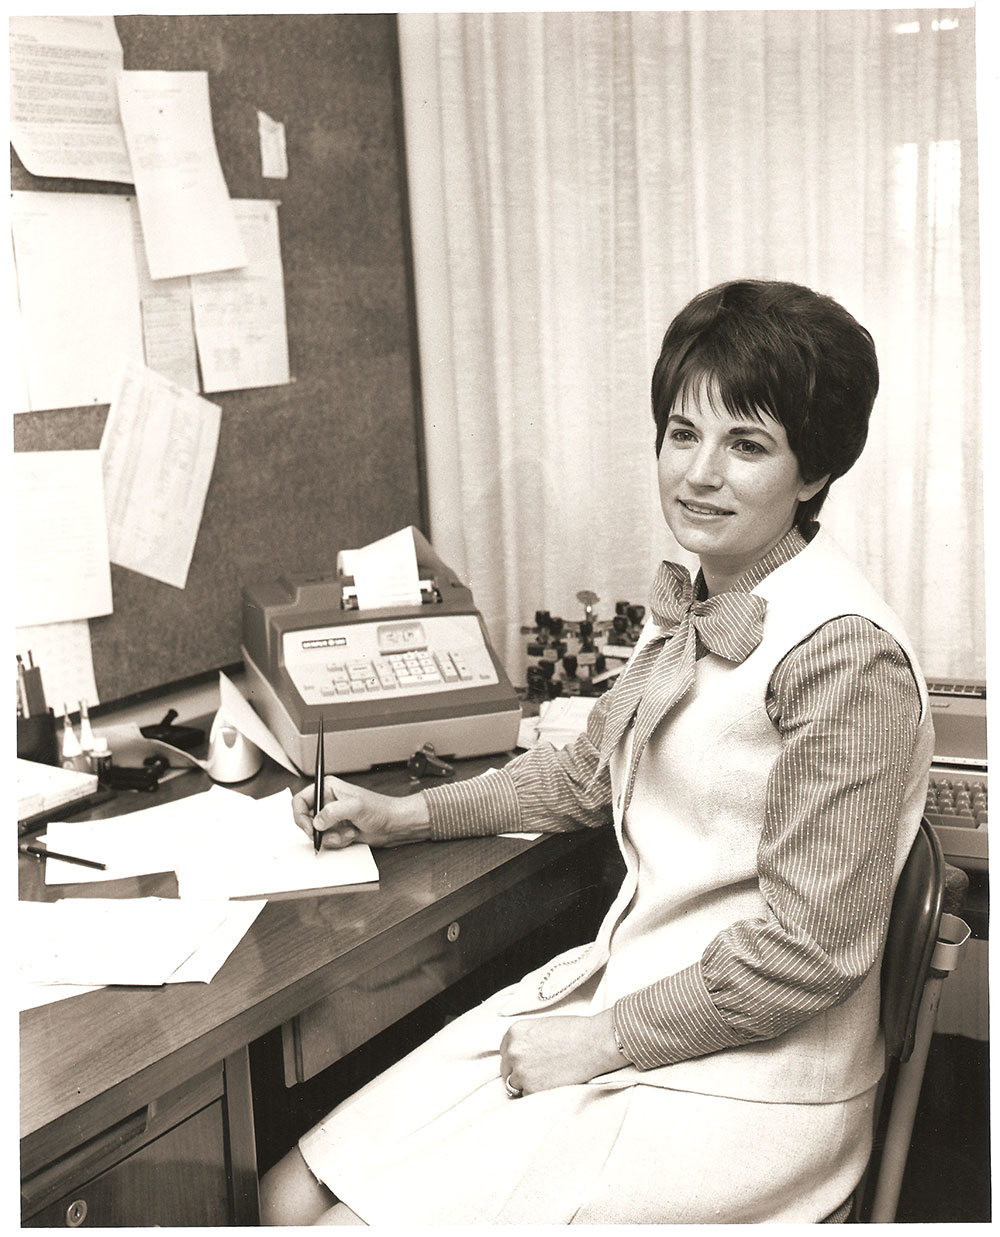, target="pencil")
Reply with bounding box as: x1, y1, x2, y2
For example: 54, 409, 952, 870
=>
18, 841, 107, 871
313, 717, 324, 854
